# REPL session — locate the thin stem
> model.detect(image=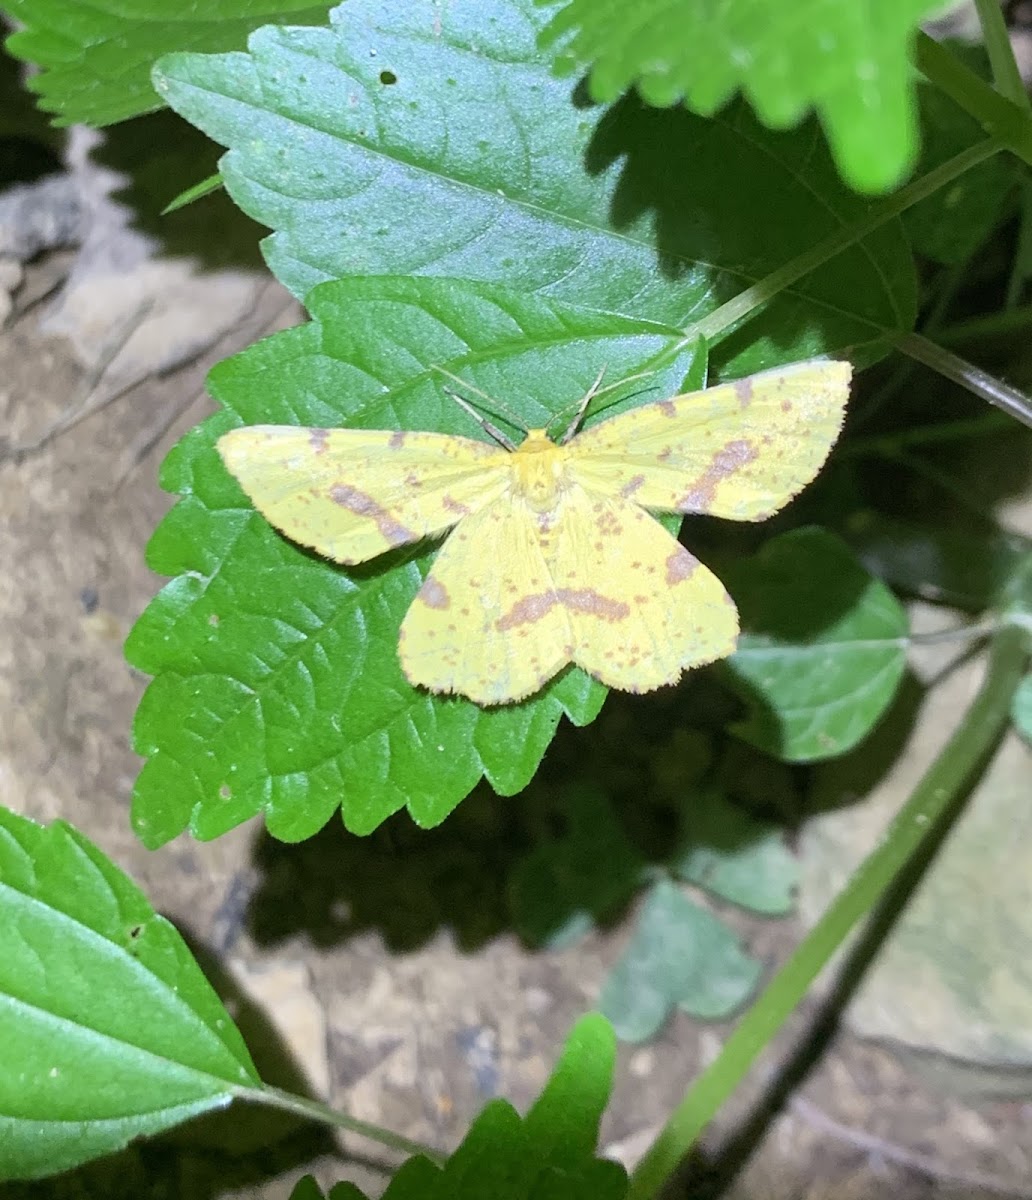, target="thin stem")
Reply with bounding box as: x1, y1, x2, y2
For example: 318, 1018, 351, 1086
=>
915, 32, 1032, 166
684, 139, 1002, 346
897, 331, 1032, 429
627, 622, 1029, 1200
237, 1084, 447, 1165
973, 0, 1032, 112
